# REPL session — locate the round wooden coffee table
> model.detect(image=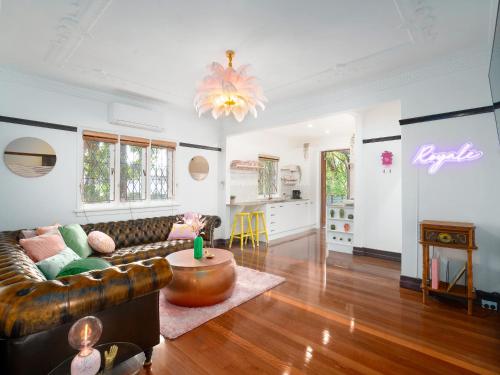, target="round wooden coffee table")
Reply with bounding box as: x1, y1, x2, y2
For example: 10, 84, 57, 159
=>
163, 248, 236, 307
